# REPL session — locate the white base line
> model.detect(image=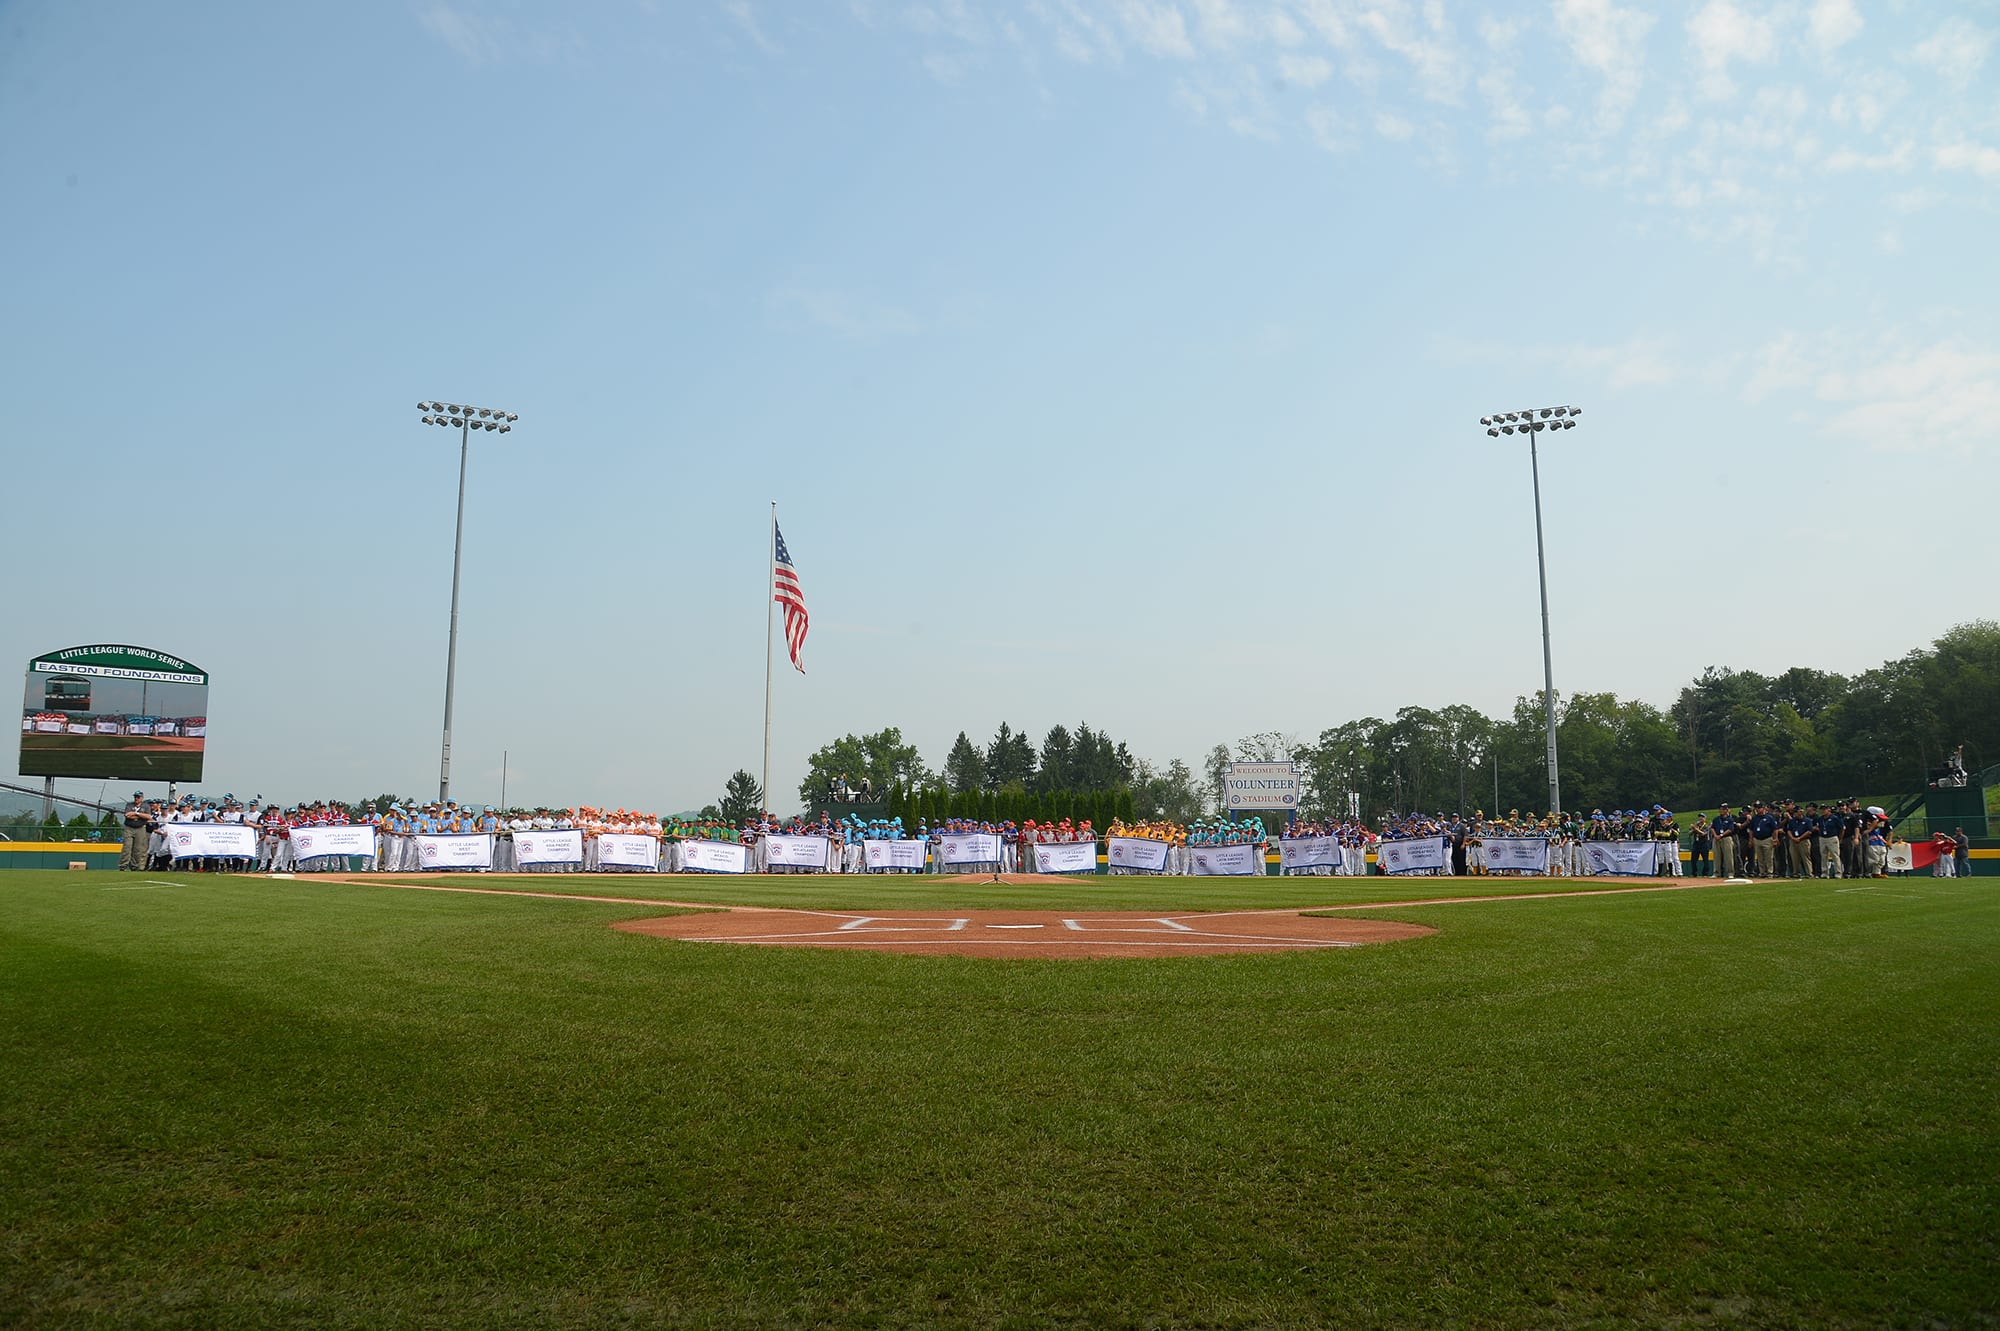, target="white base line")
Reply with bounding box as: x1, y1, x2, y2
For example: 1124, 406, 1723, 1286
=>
838, 917, 970, 932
